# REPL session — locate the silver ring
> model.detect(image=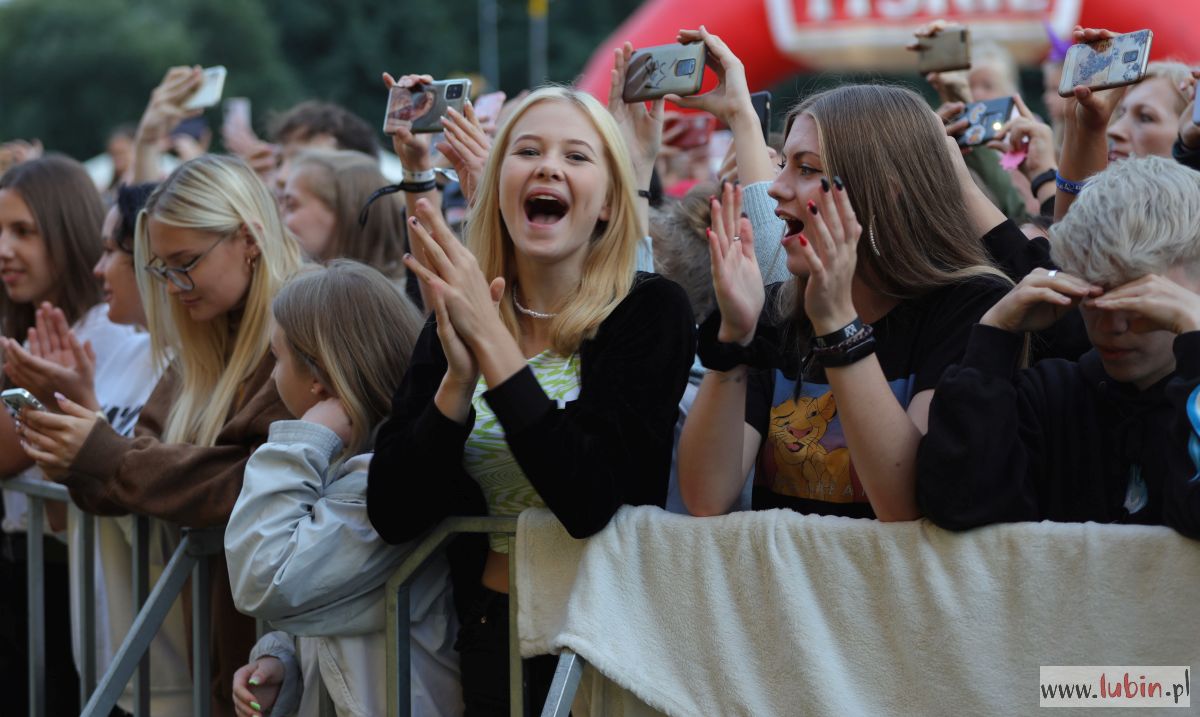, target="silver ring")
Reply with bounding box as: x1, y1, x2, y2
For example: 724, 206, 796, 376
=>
1047, 269, 1058, 279
731, 236, 741, 242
